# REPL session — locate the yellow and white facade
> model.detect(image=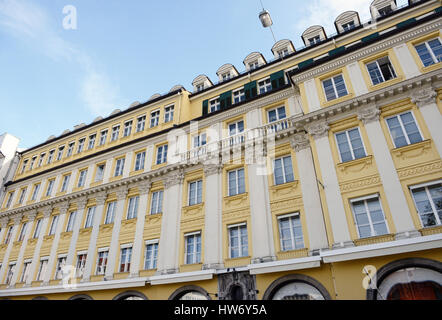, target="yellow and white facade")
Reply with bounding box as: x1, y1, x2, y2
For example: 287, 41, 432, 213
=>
0, 0, 441, 300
